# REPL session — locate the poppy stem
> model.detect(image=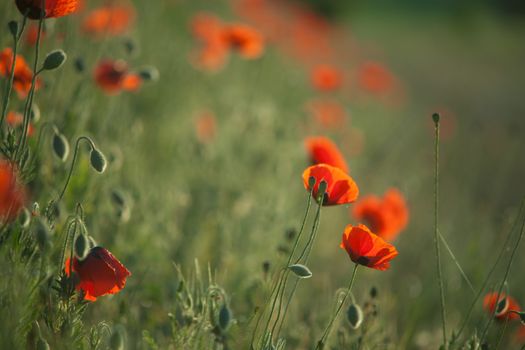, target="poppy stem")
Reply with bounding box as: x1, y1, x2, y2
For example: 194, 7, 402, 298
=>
432, 114, 447, 348
57, 136, 96, 202
479, 200, 525, 344
453, 198, 525, 345
316, 264, 359, 350
438, 229, 475, 295
0, 15, 27, 130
